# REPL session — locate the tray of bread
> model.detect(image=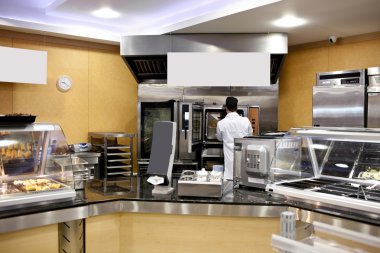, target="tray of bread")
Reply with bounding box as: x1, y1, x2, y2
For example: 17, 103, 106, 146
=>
13, 178, 66, 192
1, 142, 35, 175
